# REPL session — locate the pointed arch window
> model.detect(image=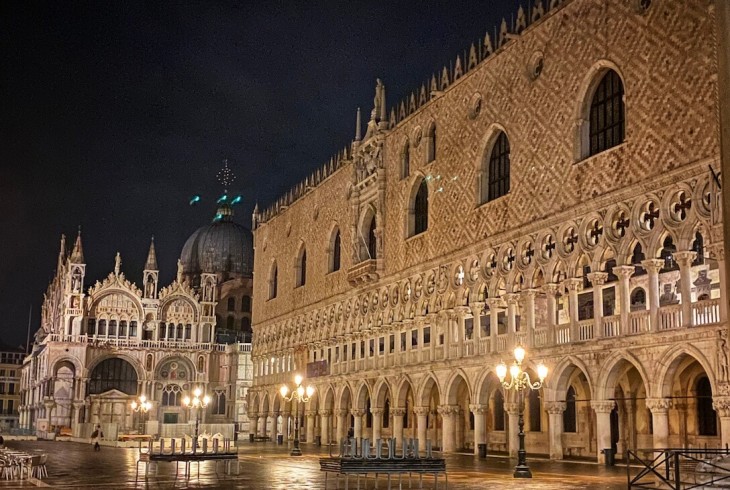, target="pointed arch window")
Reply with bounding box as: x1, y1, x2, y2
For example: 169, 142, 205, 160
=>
329, 229, 341, 272
269, 263, 278, 300
563, 386, 577, 432
697, 376, 717, 436
660, 236, 678, 272
486, 132, 510, 202
296, 249, 307, 287
211, 391, 226, 415
589, 69, 625, 156
410, 179, 429, 236
494, 390, 505, 431
401, 142, 410, 180
367, 217, 377, 259
241, 295, 251, 313
426, 125, 436, 163
227, 297, 235, 311
692, 231, 705, 265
